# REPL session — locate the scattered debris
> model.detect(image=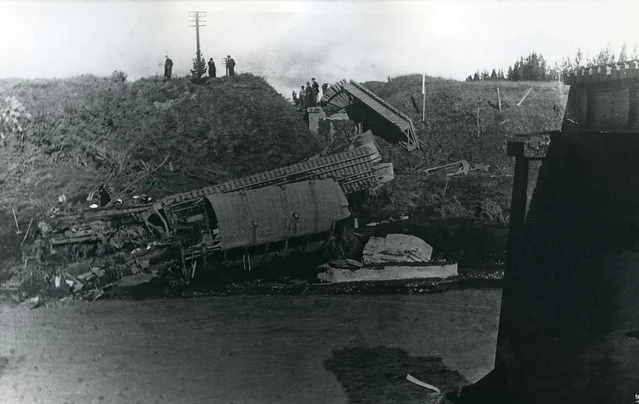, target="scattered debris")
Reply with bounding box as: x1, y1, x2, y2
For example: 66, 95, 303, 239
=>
21, 218, 33, 246
115, 272, 158, 288
365, 215, 410, 228
327, 259, 363, 269
516, 88, 533, 107
22, 296, 42, 309
425, 160, 470, 177
406, 374, 442, 393
362, 234, 433, 266
317, 263, 458, 283
11, 206, 22, 235
317, 234, 457, 283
